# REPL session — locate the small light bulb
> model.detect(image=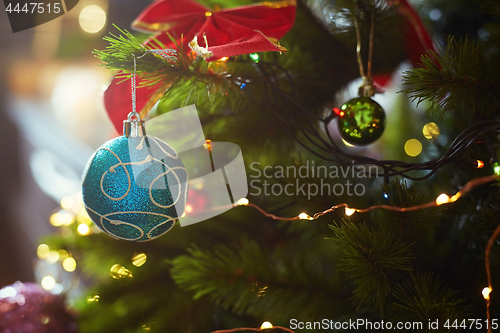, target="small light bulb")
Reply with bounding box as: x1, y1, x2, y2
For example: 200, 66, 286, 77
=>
493, 162, 500, 176
345, 207, 356, 216
219, 57, 228, 61
203, 139, 212, 151
482, 287, 492, 300
250, 53, 260, 63
236, 198, 249, 206
476, 160, 484, 168
260, 321, 273, 329
435, 193, 450, 206
298, 213, 312, 220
